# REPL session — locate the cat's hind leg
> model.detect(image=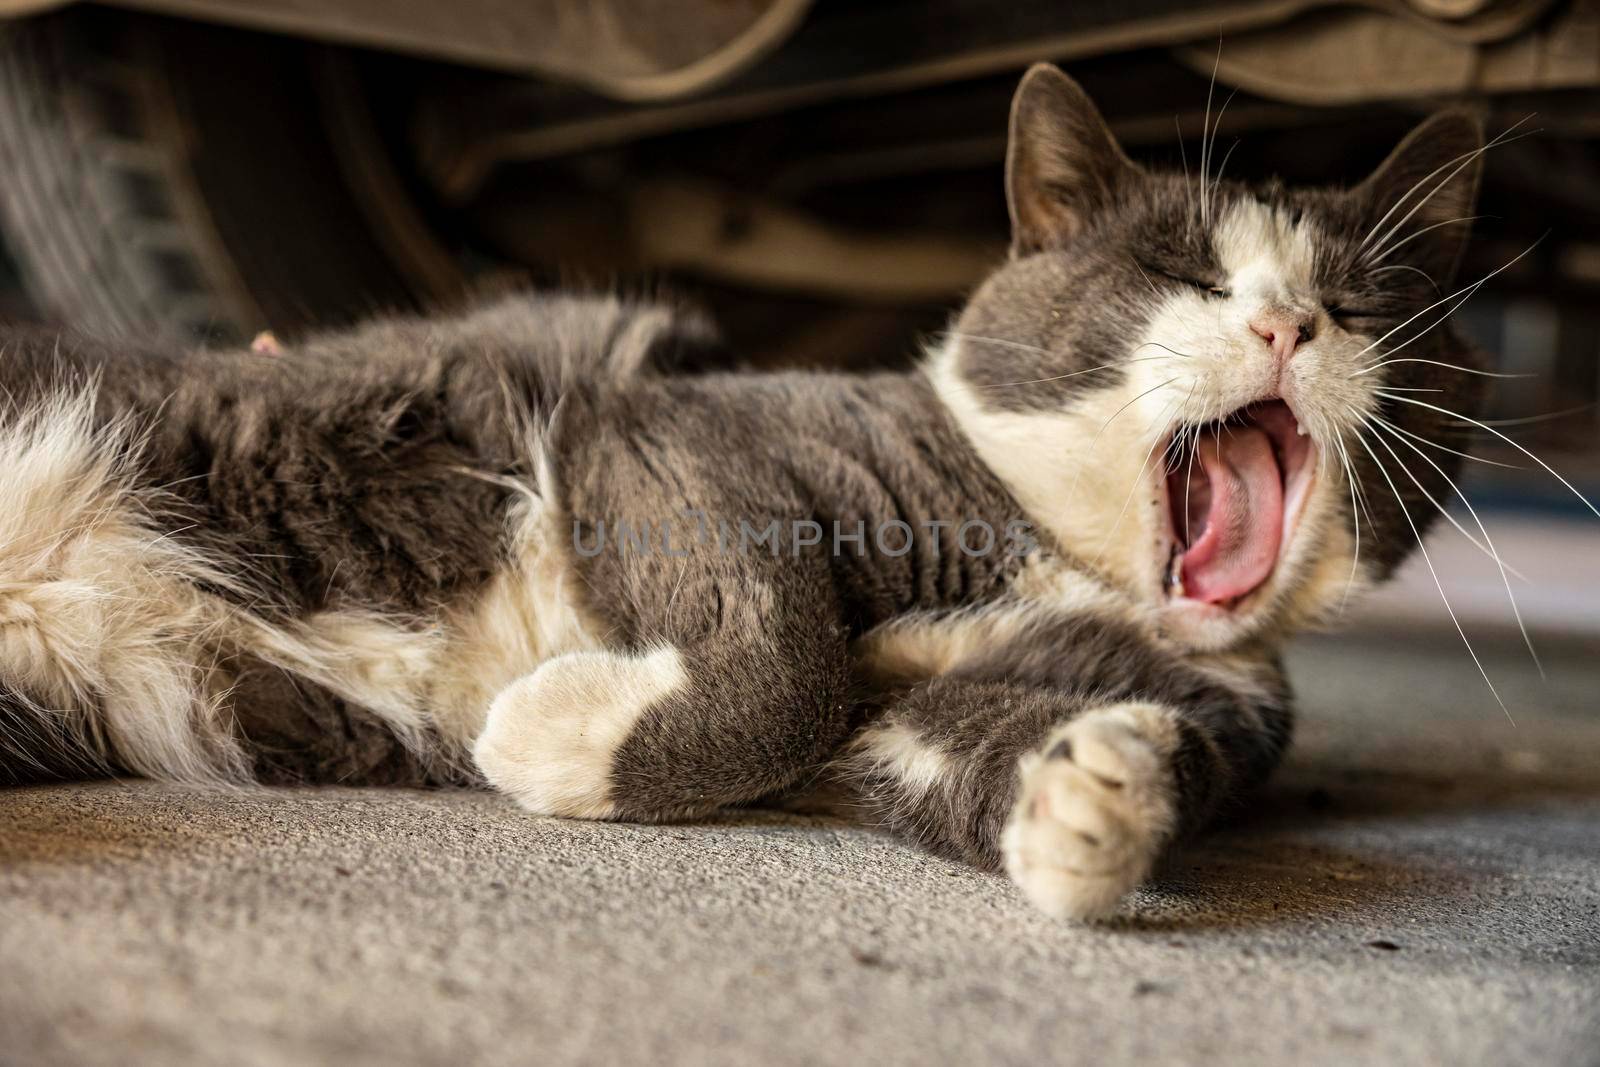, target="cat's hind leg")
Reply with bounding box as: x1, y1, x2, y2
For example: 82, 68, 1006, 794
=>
472, 545, 855, 822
